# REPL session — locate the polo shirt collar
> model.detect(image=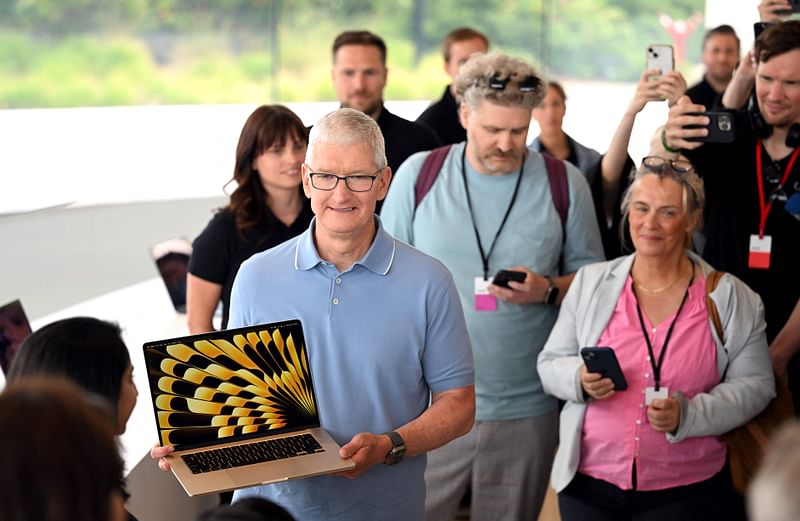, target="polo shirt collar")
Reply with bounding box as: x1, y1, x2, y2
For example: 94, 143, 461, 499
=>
294, 216, 396, 275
